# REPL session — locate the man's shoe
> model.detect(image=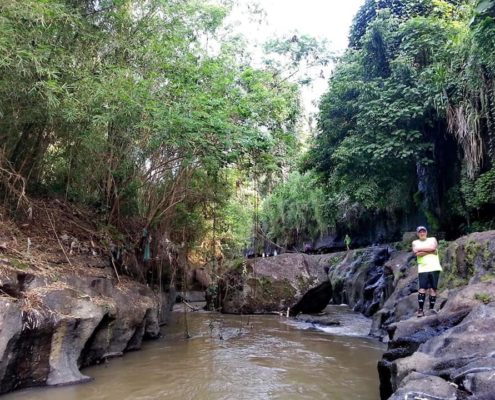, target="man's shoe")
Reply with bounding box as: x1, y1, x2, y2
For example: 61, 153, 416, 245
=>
417, 309, 425, 318
427, 309, 438, 316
